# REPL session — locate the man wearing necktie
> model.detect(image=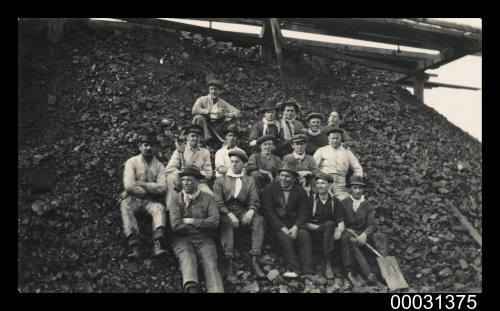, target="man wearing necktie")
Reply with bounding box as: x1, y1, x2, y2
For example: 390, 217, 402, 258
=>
277, 99, 304, 157
213, 149, 266, 278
